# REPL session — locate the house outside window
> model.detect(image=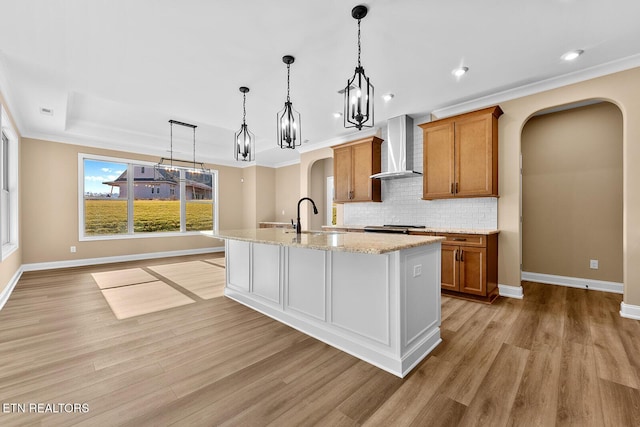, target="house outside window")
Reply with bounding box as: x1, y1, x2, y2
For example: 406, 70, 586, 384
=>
79, 154, 217, 239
